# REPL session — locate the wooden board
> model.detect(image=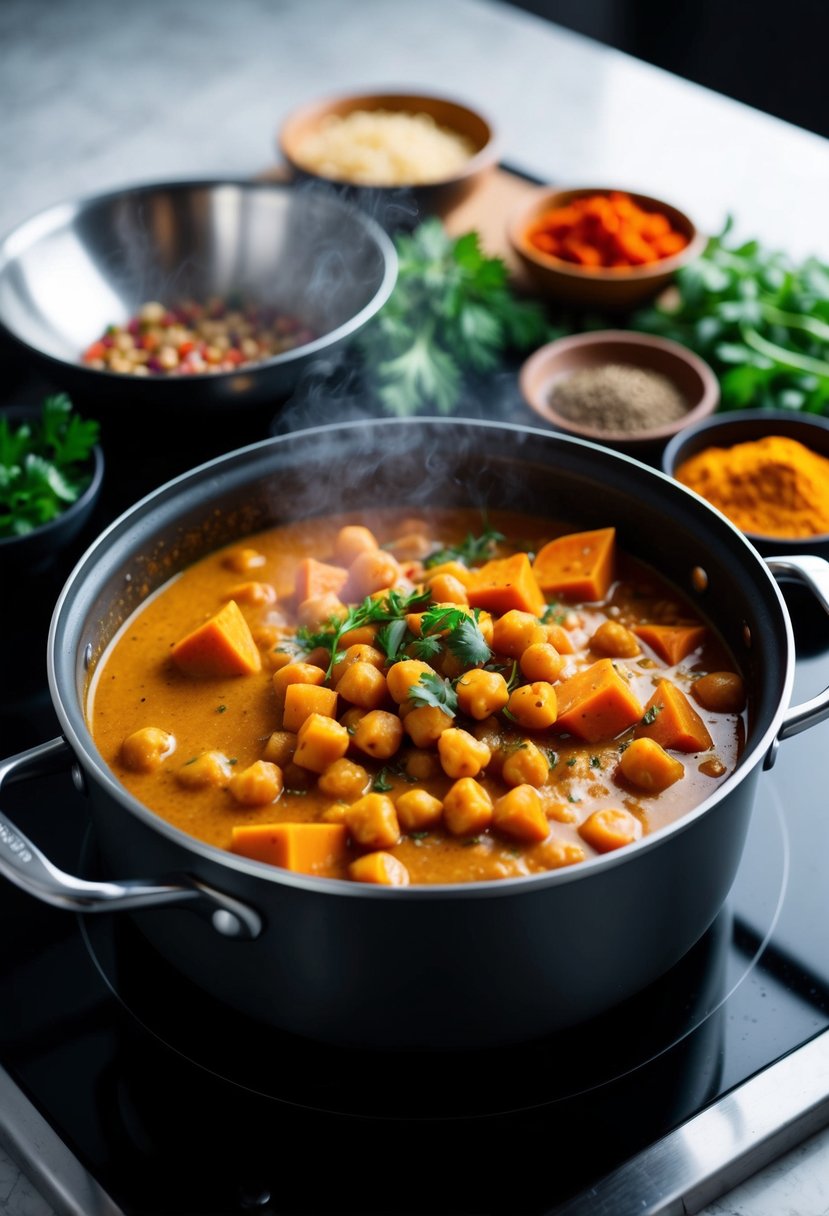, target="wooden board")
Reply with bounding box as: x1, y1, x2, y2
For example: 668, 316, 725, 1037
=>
442, 166, 540, 288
